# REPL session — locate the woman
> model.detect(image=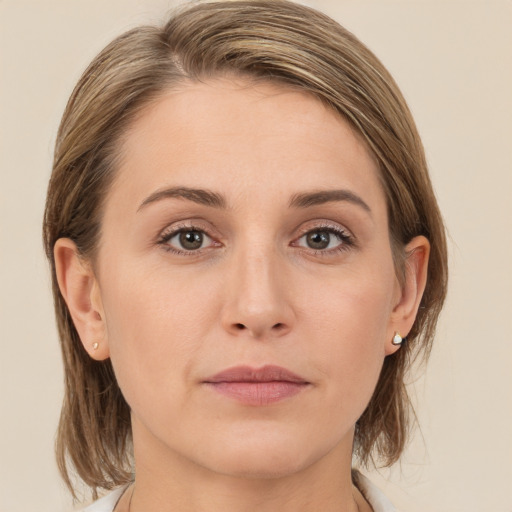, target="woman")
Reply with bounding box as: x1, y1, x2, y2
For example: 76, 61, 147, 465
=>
43, 1, 448, 510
